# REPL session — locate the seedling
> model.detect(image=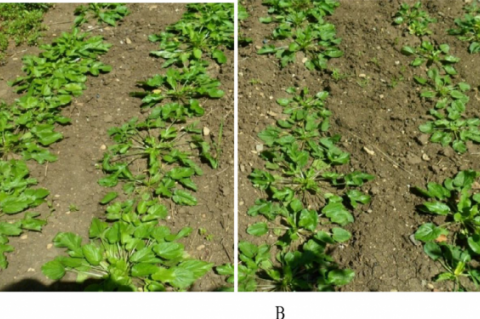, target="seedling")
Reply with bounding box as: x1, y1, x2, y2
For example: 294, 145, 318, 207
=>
69, 204, 79, 212
149, 3, 233, 67
401, 42, 460, 75
448, 2, 480, 53
331, 68, 349, 82
393, 2, 436, 36
413, 171, 480, 290
257, 0, 343, 70
42, 198, 213, 291
239, 3, 252, 46
74, 3, 130, 27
